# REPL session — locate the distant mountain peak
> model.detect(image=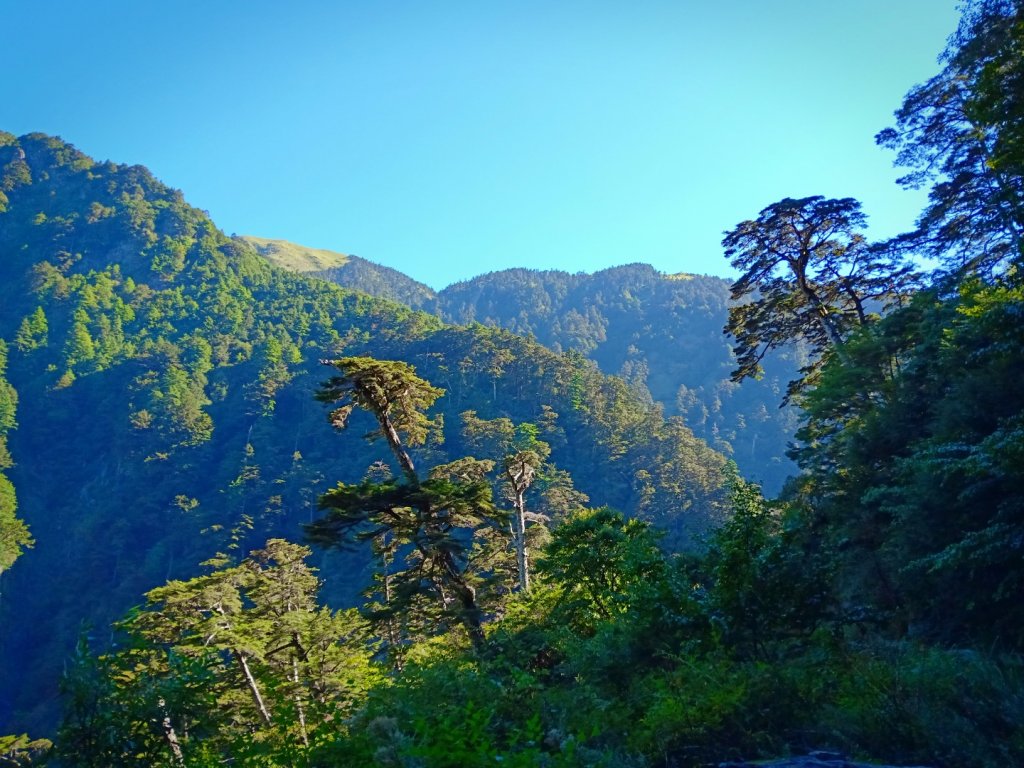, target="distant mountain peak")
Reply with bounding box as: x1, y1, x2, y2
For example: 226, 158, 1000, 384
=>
239, 235, 439, 311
